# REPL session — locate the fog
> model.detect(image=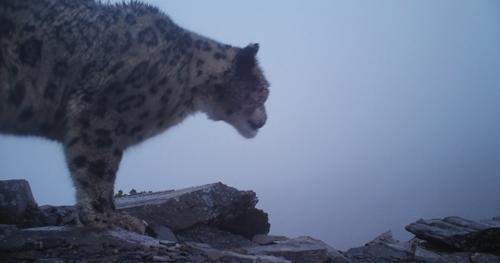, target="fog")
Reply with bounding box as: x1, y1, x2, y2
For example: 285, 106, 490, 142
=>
1, 0, 499, 249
